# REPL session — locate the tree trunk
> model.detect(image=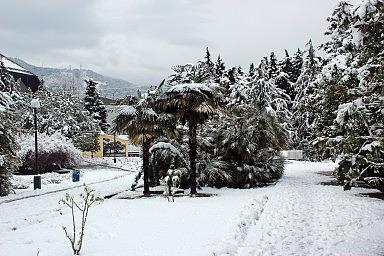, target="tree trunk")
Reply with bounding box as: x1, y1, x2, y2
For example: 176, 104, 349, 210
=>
142, 138, 151, 195
188, 115, 198, 195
